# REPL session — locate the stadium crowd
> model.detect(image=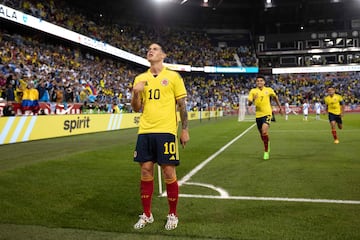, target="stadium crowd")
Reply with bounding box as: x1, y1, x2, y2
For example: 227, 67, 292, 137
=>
2, 0, 257, 67
0, 0, 359, 116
